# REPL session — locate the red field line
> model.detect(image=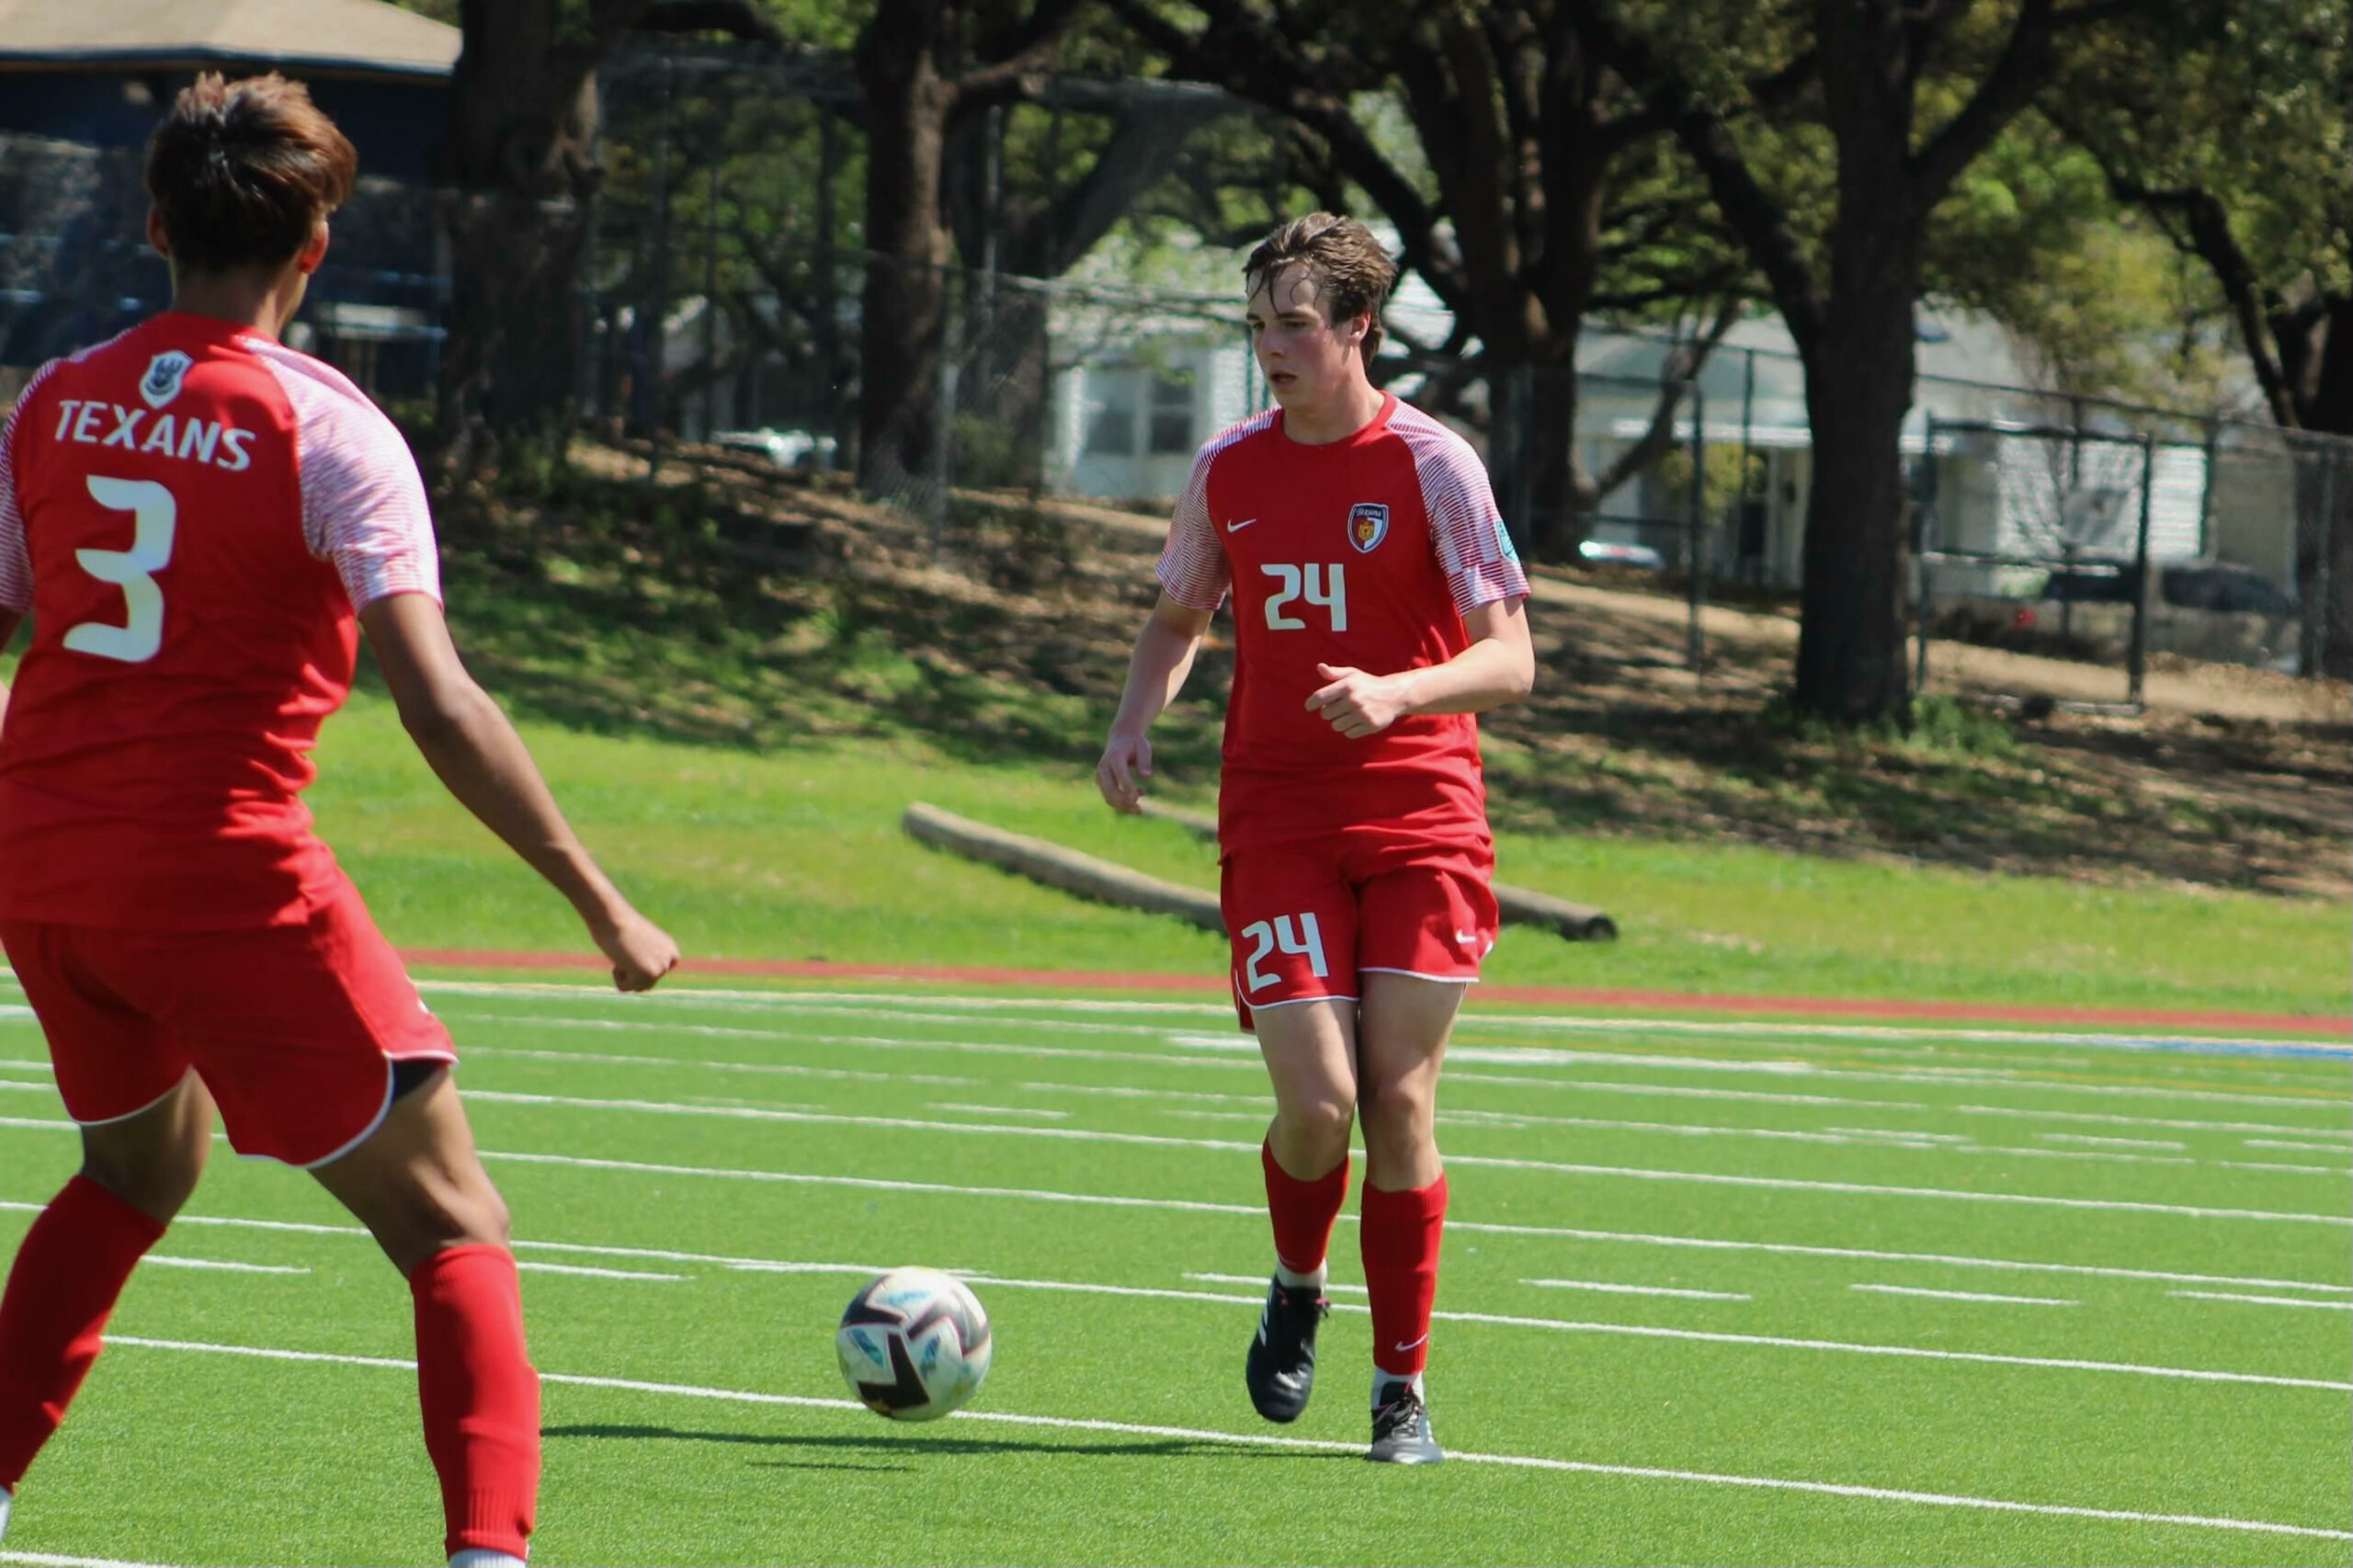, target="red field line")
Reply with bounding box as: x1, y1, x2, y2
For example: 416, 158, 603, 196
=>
399, 948, 2347, 1036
